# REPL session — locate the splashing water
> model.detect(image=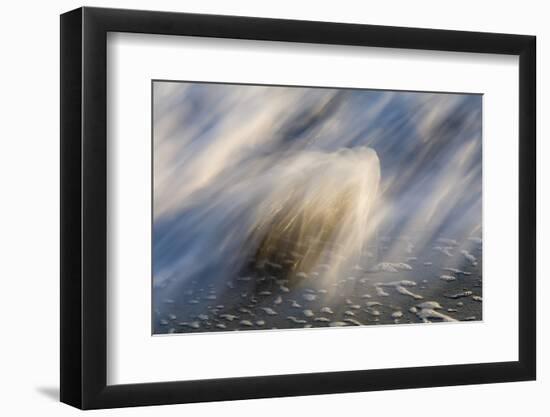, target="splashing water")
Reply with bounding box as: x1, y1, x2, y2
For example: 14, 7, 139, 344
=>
154, 145, 381, 303
152, 81, 483, 331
